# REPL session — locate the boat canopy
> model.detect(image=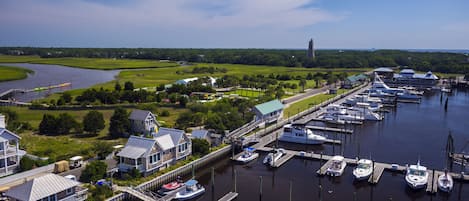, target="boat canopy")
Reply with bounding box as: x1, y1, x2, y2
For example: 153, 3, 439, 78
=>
244, 147, 255, 152
331, 155, 344, 161
185, 179, 198, 186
